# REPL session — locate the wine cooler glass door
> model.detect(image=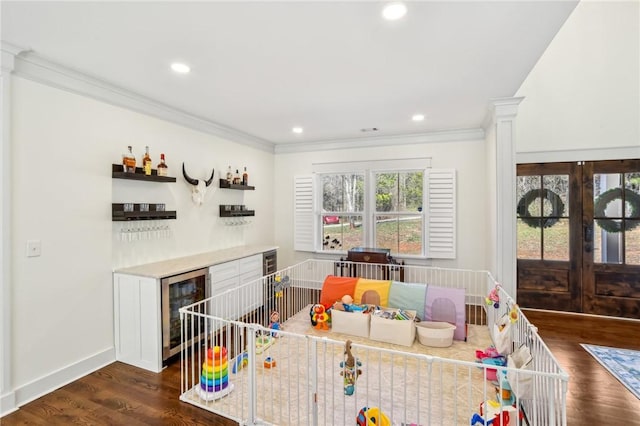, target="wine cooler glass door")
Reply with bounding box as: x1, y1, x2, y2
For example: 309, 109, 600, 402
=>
162, 268, 209, 362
